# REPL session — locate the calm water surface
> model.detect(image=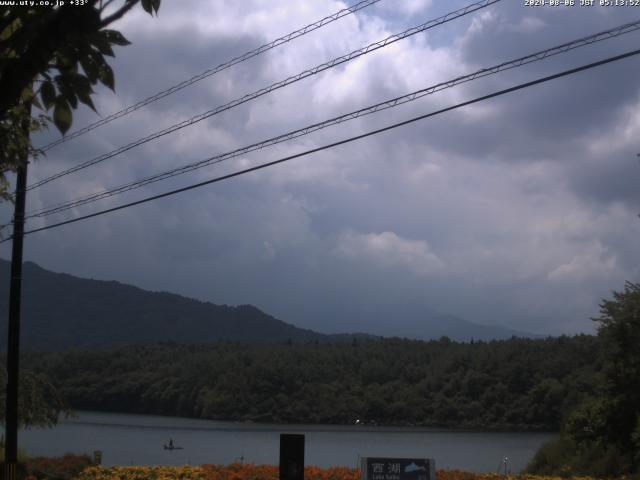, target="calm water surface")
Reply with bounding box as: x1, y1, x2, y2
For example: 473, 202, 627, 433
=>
20, 411, 555, 473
